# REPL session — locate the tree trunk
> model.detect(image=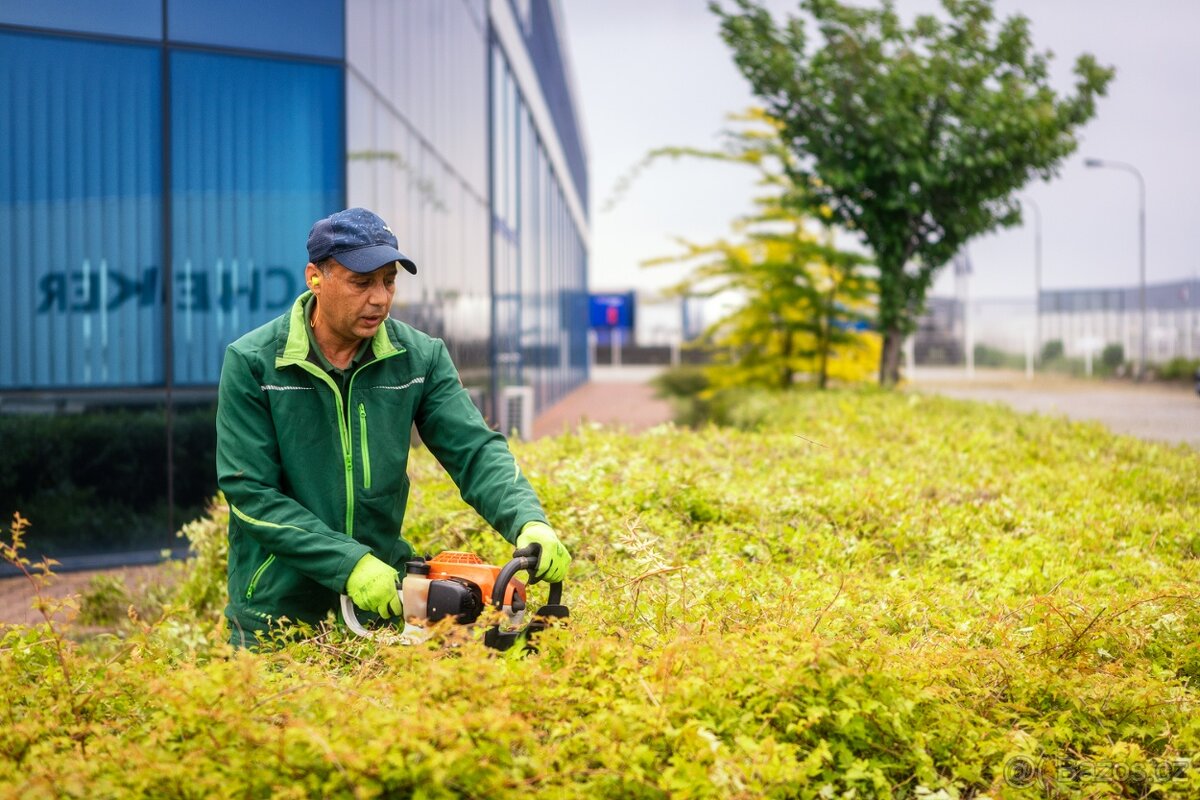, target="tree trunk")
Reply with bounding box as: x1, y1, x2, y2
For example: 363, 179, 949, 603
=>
781, 329, 794, 389
878, 326, 905, 386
